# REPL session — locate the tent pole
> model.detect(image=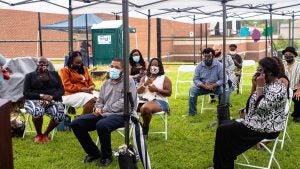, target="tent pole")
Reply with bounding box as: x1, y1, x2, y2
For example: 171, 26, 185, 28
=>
193, 15, 196, 65
292, 12, 295, 47
156, 18, 161, 60
38, 12, 43, 57
222, 0, 227, 104
265, 20, 268, 57
122, 0, 130, 147
288, 19, 291, 46
68, 0, 73, 52
205, 23, 208, 48
147, 9, 151, 62
269, 4, 273, 56
85, 14, 89, 67
200, 23, 203, 61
